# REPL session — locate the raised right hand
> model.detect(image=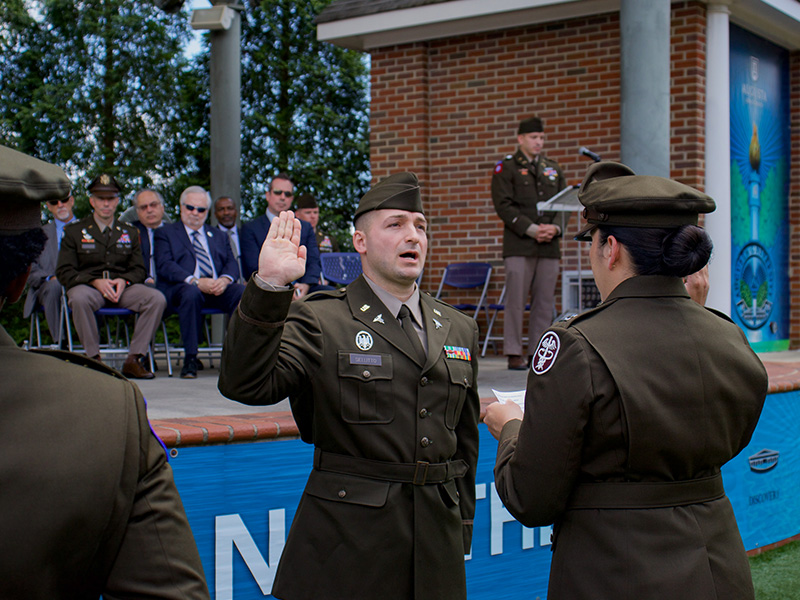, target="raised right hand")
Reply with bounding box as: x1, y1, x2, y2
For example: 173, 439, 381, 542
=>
257, 211, 307, 286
